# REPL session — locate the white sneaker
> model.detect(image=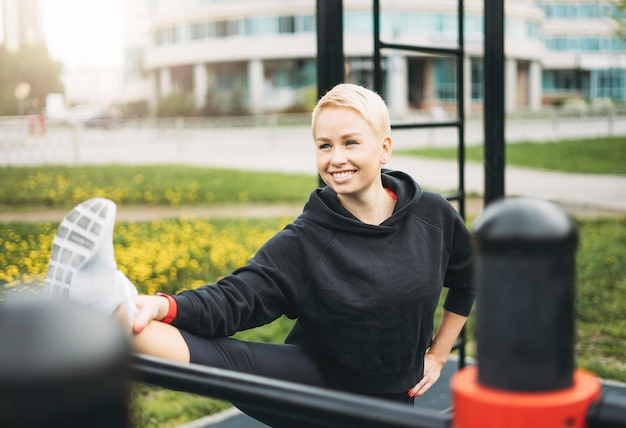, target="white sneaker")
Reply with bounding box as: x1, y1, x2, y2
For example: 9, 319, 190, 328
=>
43, 198, 138, 324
